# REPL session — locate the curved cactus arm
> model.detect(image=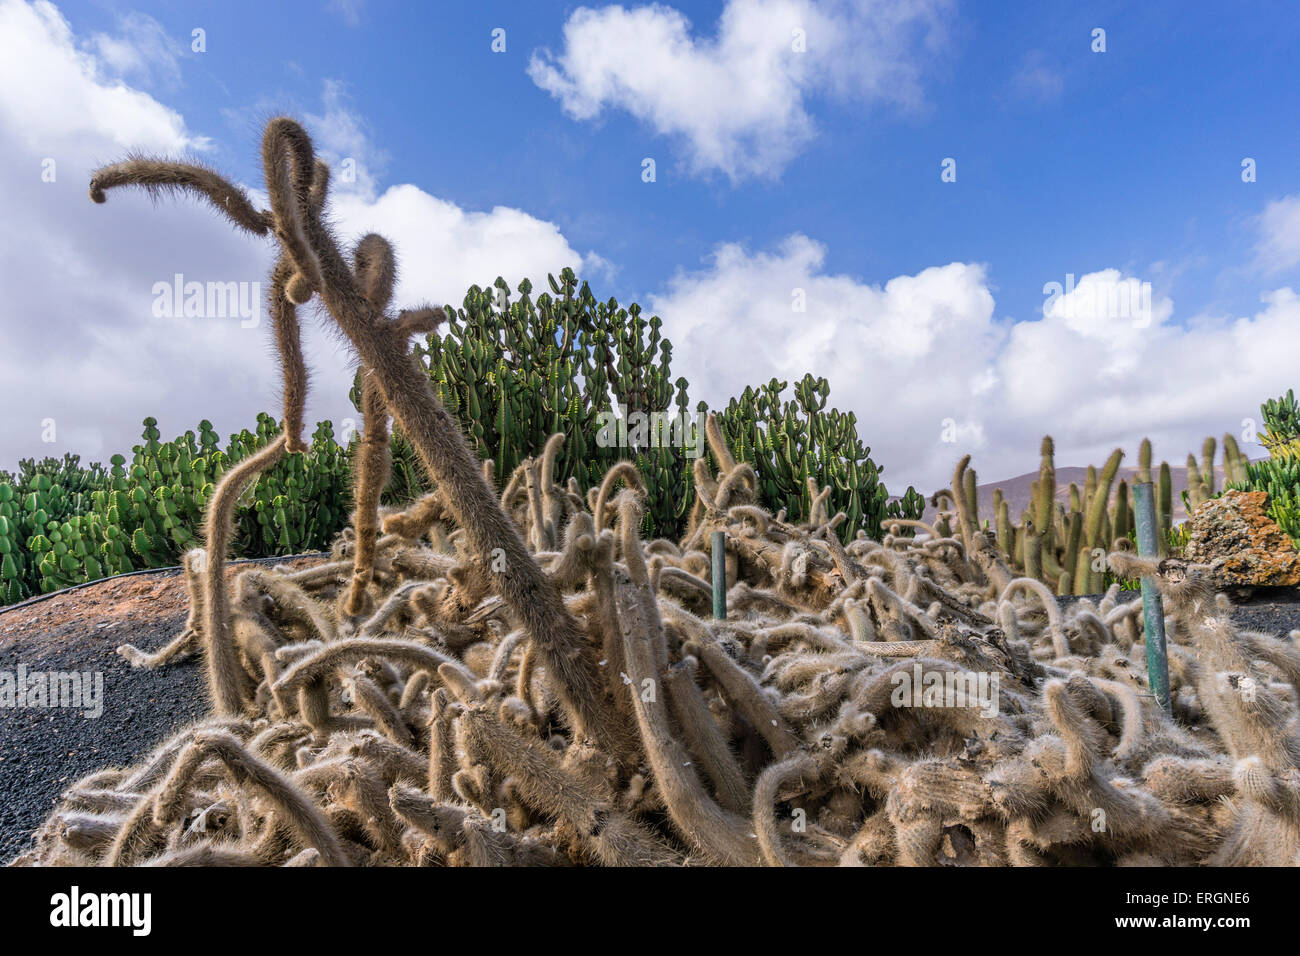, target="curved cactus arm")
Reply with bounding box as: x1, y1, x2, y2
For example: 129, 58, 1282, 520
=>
88, 157, 271, 235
